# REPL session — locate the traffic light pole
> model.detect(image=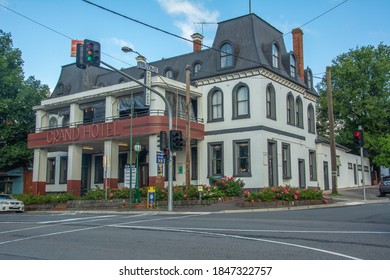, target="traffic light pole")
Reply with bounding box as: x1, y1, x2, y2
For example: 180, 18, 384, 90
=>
358, 125, 366, 200
100, 60, 174, 212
